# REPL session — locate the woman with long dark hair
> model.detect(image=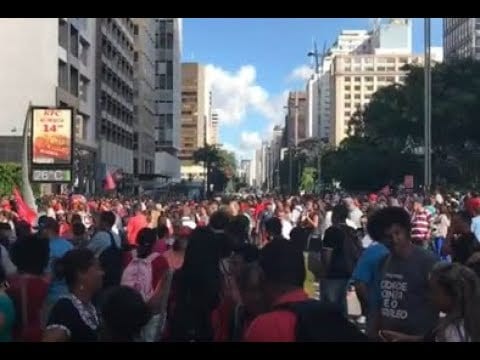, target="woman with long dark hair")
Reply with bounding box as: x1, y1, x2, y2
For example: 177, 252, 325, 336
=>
166, 227, 223, 341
